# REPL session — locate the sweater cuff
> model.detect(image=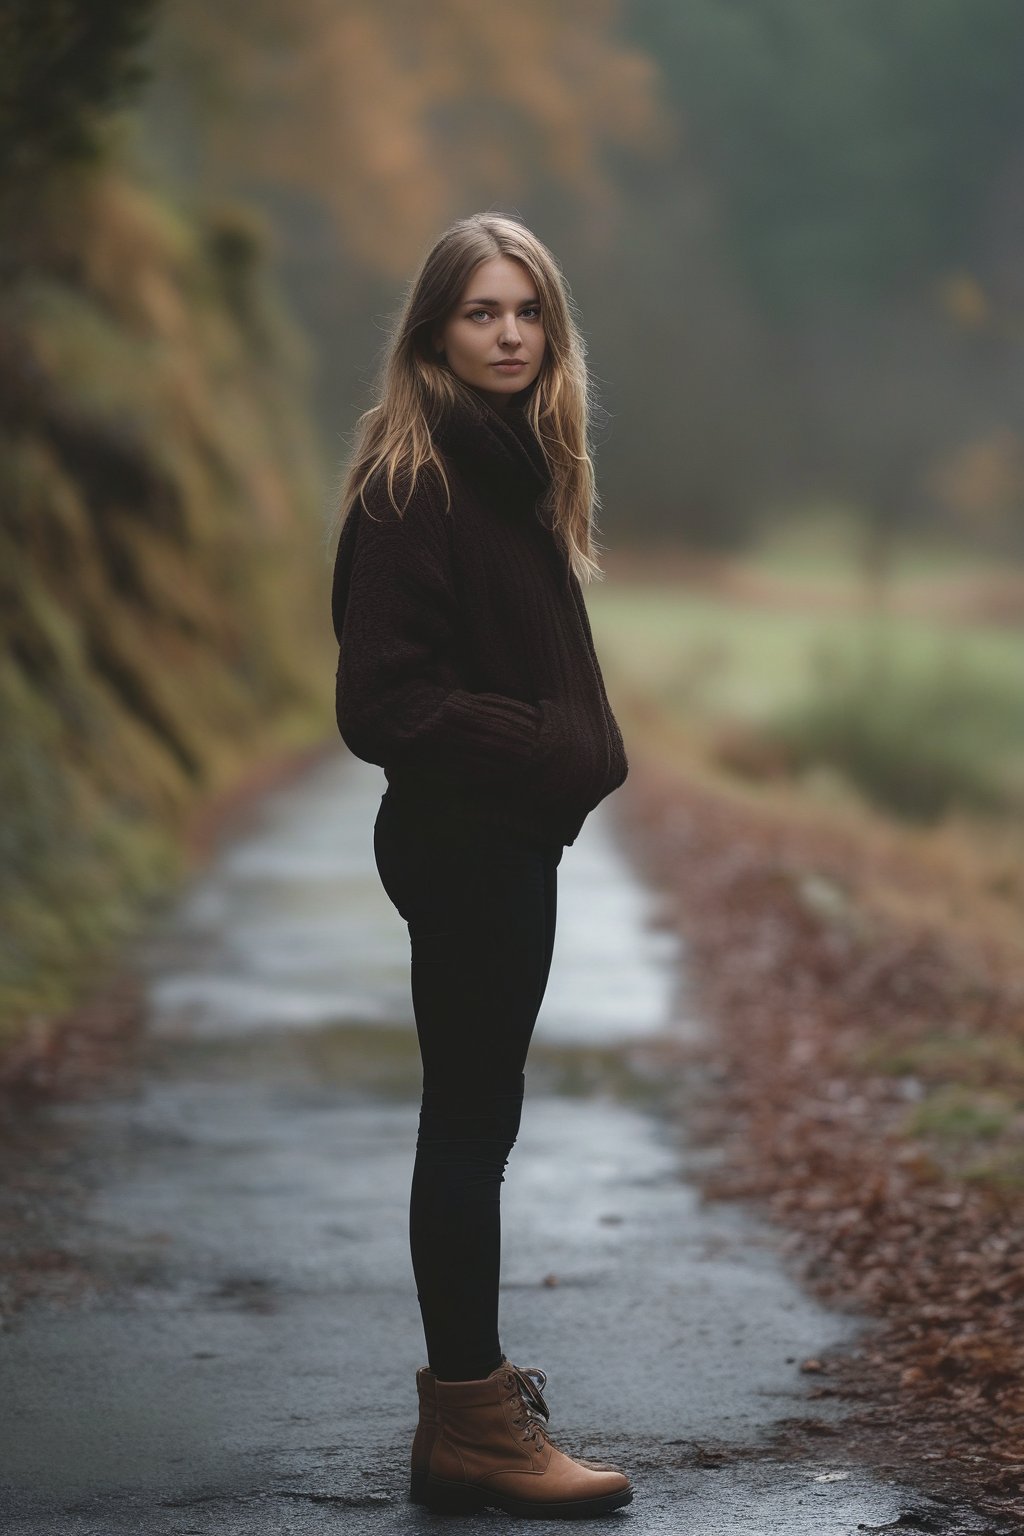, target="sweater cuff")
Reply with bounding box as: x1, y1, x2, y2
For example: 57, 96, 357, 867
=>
533, 698, 576, 801
441, 690, 546, 770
